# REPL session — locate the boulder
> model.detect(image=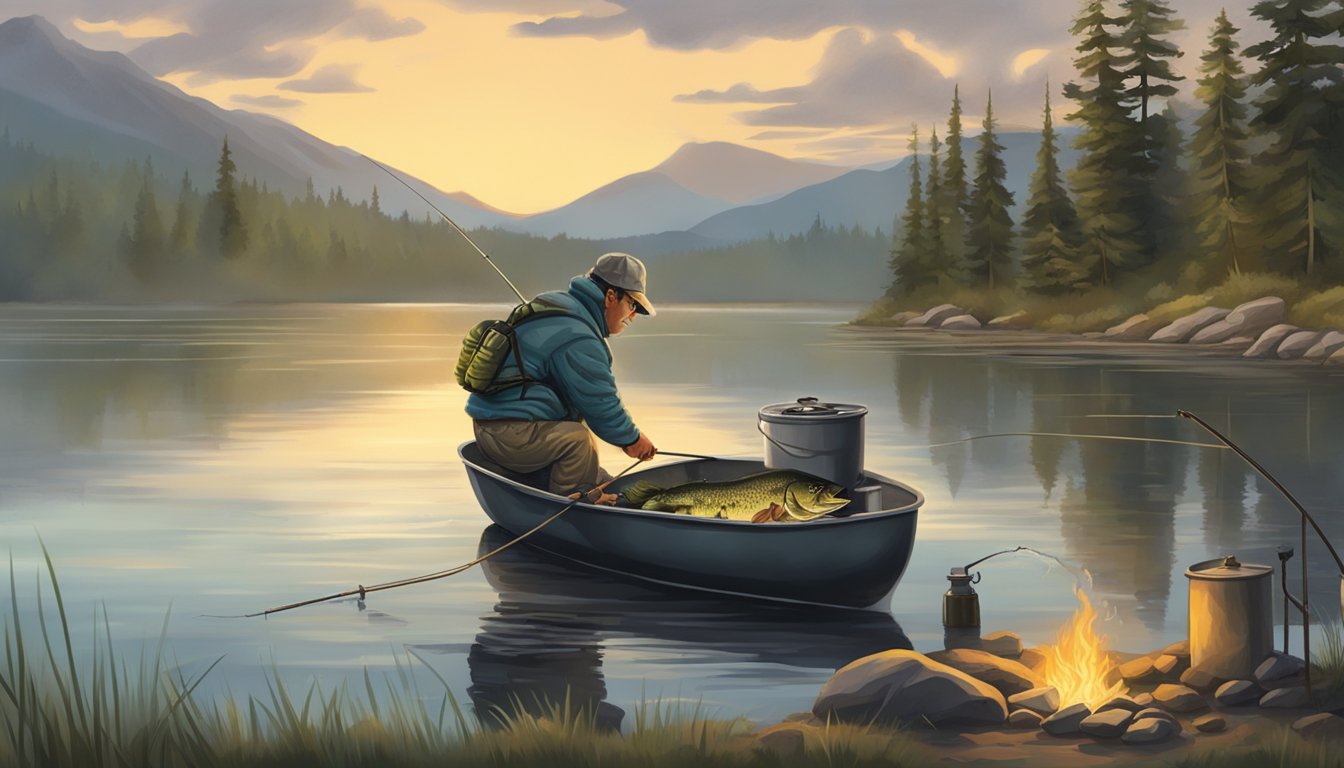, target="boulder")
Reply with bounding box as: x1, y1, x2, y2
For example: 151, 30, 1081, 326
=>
1105, 314, 1164, 341
1292, 713, 1344, 742
1190, 318, 1242, 344
988, 311, 1029, 329
1133, 708, 1178, 725
906, 304, 965, 328
1097, 694, 1142, 713
1008, 709, 1044, 728
1018, 648, 1048, 673
980, 631, 1023, 659
1225, 297, 1287, 335
756, 724, 807, 757
1119, 656, 1159, 683
884, 311, 921, 326
1277, 331, 1323, 359
1255, 653, 1306, 685
1153, 683, 1209, 713
1161, 641, 1190, 658
1007, 686, 1060, 717
1133, 692, 1155, 707
1080, 708, 1135, 738
1193, 714, 1227, 733
1214, 680, 1261, 707
1259, 686, 1308, 708
1153, 654, 1185, 677
812, 649, 1007, 726
1243, 324, 1300, 359
1122, 717, 1181, 745
940, 314, 983, 330
1330, 347, 1344, 365
1304, 330, 1344, 361
1219, 336, 1255, 349
1041, 703, 1092, 736
925, 648, 1042, 697
1179, 667, 1227, 692
1150, 307, 1230, 343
